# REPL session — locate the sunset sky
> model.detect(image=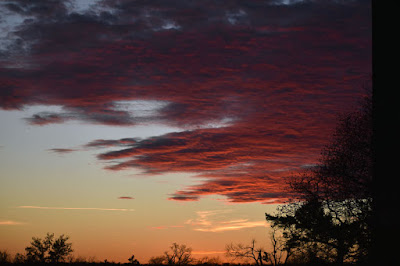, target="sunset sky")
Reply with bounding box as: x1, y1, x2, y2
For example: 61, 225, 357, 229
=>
0, 0, 371, 263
